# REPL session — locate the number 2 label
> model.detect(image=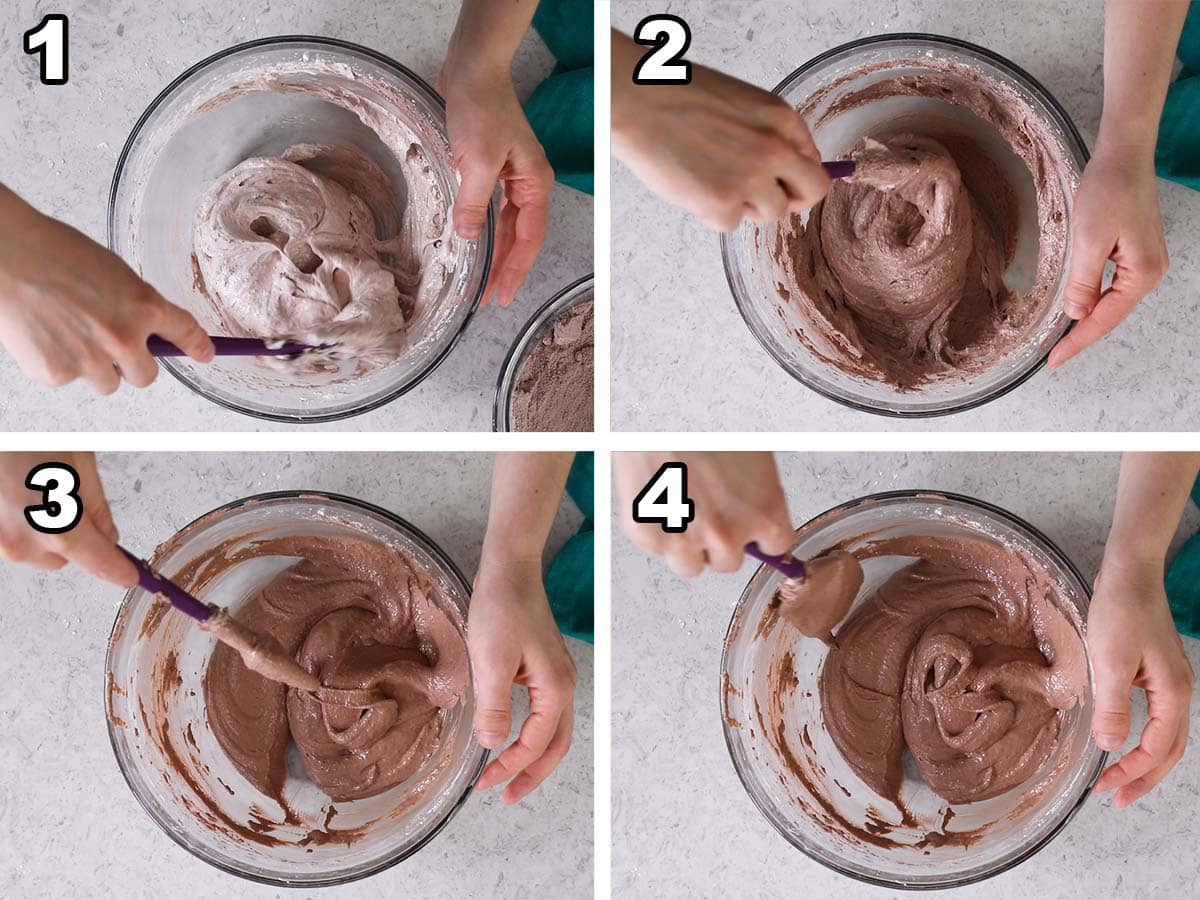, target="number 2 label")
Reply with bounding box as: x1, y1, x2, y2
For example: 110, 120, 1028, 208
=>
633, 462, 695, 533
23, 14, 69, 86
24, 463, 83, 534
632, 14, 692, 85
